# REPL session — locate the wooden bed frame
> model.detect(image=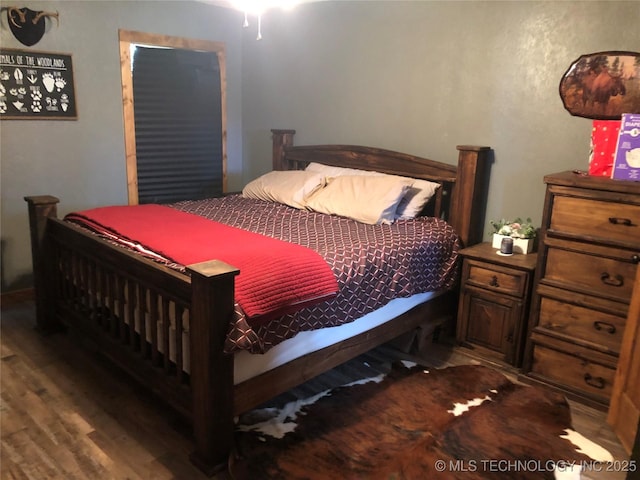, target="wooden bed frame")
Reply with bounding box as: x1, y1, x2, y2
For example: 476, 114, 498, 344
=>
25, 130, 490, 475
